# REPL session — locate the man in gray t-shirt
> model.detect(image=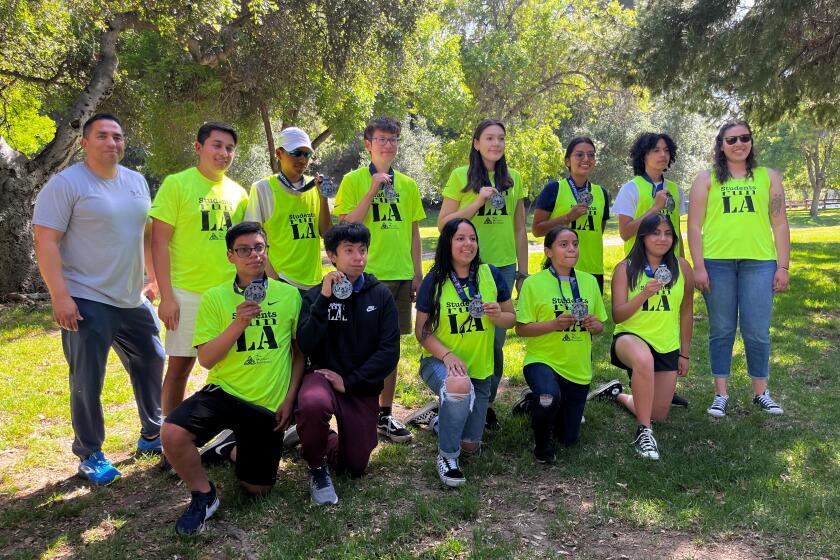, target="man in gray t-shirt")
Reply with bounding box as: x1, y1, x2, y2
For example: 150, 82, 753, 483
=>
33, 113, 164, 485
